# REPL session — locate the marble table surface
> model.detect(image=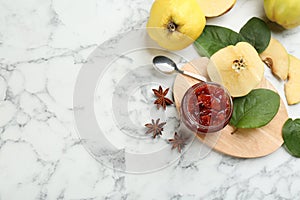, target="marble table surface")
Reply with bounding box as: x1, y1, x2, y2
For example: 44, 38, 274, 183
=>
1, 0, 300, 199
